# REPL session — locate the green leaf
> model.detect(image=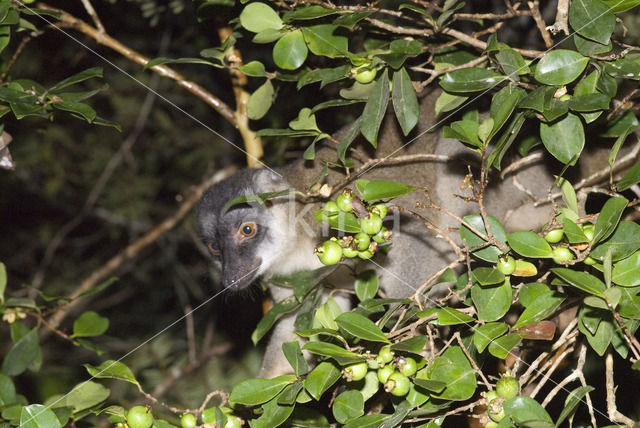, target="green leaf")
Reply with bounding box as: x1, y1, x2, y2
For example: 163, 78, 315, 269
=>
563, 219, 588, 244
391, 336, 428, 354
489, 84, 525, 141
360, 70, 390, 147
558, 177, 579, 215
53, 101, 97, 123
0, 262, 5, 303
240, 3, 283, 33
282, 341, 308, 376
321, 210, 361, 233
392, 68, 419, 136
569, 0, 616, 45
556, 386, 596, 427
337, 118, 362, 165
303, 361, 341, 400
301, 25, 348, 58
360, 179, 416, 201
273, 30, 308, 70
332, 390, 364, 424
503, 396, 553, 423
378, 39, 423, 69
84, 360, 138, 385
574, 34, 612, 56
303, 341, 364, 365
600, 0, 640, 11
0, 373, 16, 405
436, 307, 475, 325
229, 375, 297, 405
354, 270, 379, 302
472, 267, 505, 286
473, 322, 509, 352
507, 231, 553, 258
617, 160, 640, 191
284, 5, 342, 21
488, 333, 521, 359
49, 67, 103, 92
513, 292, 565, 329
252, 295, 301, 344
55, 381, 110, 412
344, 414, 391, 428
144, 57, 219, 68
72, 311, 109, 338
443, 119, 481, 148
424, 346, 476, 400
593, 196, 629, 244
496, 47, 530, 76
471, 279, 512, 322
289, 107, 320, 132
535, 50, 588, 85
539, 113, 585, 164
335, 312, 389, 343
612, 251, 640, 286
567, 93, 610, 112
247, 80, 275, 120
439, 67, 505, 92
2, 328, 40, 376
237, 60, 266, 77
435, 91, 468, 115
20, 404, 61, 428
460, 214, 508, 262
551, 268, 606, 296
618, 286, 640, 319
605, 57, 640, 80
590, 221, 640, 261
519, 86, 551, 113
578, 307, 616, 355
